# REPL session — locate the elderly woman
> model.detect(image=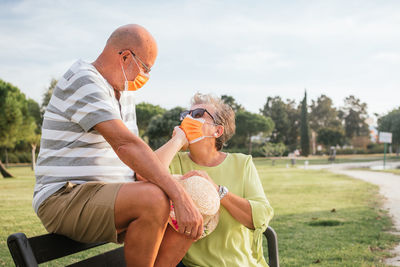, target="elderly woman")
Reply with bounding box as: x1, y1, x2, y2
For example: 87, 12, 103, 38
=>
149, 93, 273, 267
